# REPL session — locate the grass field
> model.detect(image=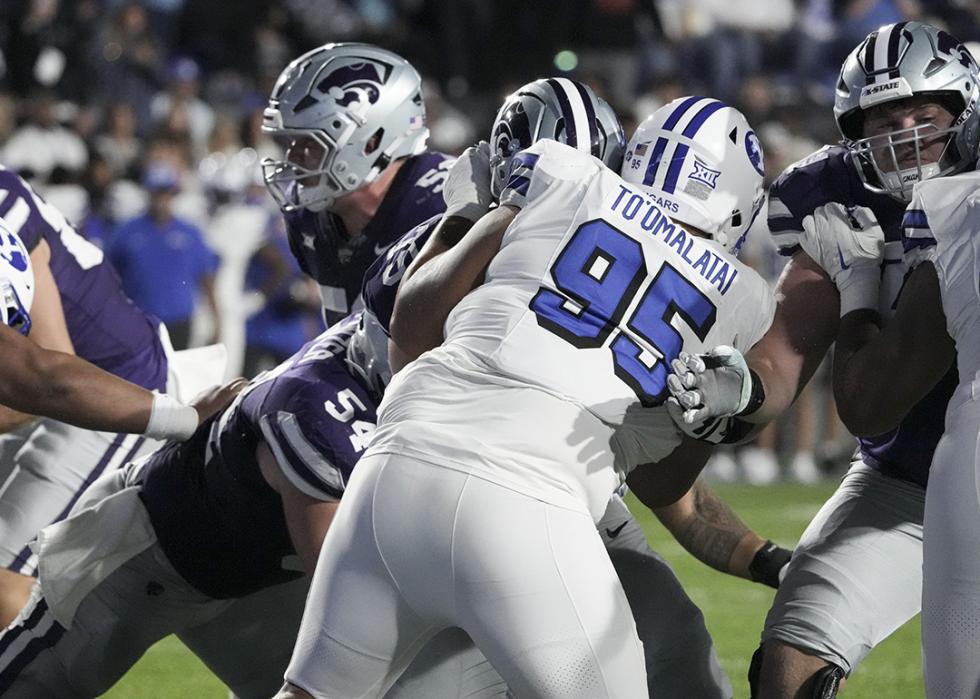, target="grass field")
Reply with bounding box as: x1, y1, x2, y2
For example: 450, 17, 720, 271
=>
101, 481, 924, 698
